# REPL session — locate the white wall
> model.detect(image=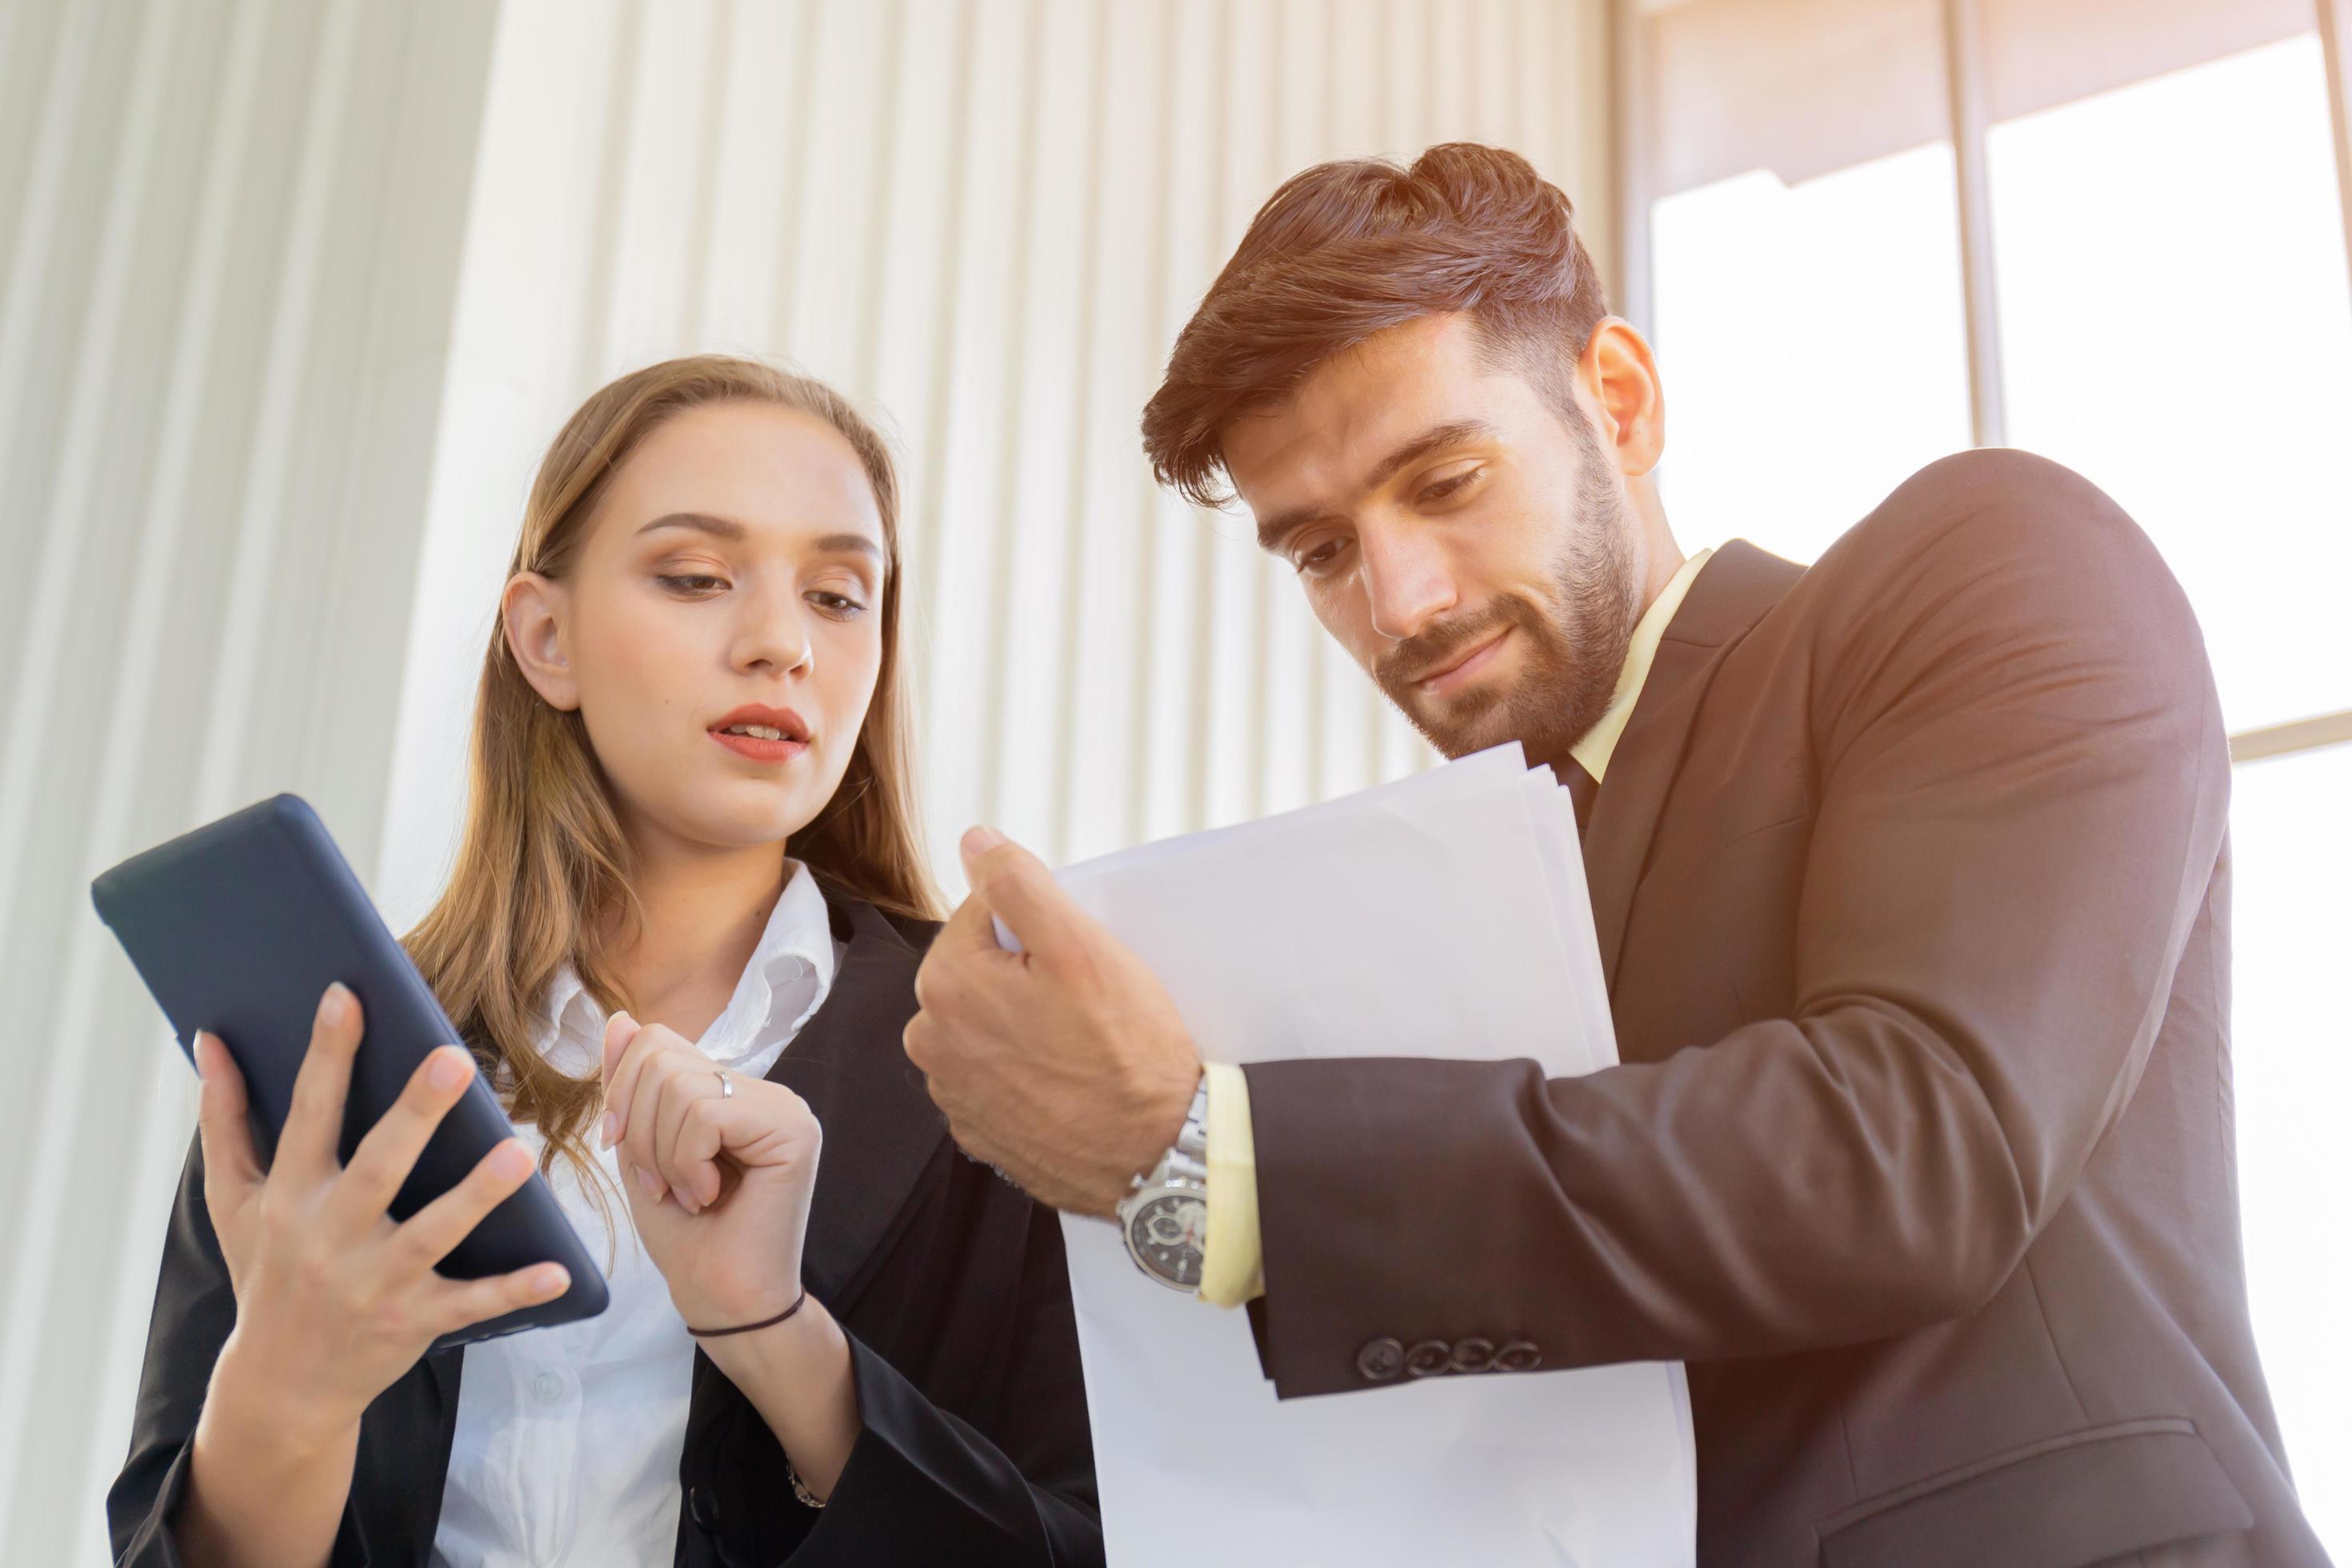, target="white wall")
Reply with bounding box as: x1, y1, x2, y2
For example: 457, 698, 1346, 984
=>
0, 1, 1613, 1560
376, 0, 1615, 927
